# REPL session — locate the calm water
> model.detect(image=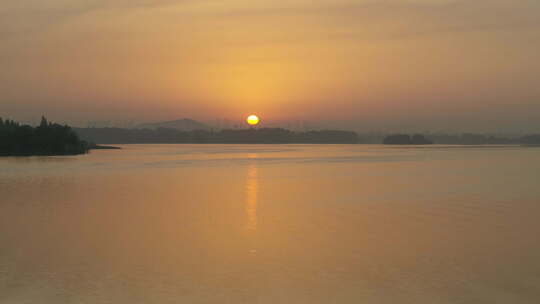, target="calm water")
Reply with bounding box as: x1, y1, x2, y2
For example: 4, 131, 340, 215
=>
1, 144, 540, 303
